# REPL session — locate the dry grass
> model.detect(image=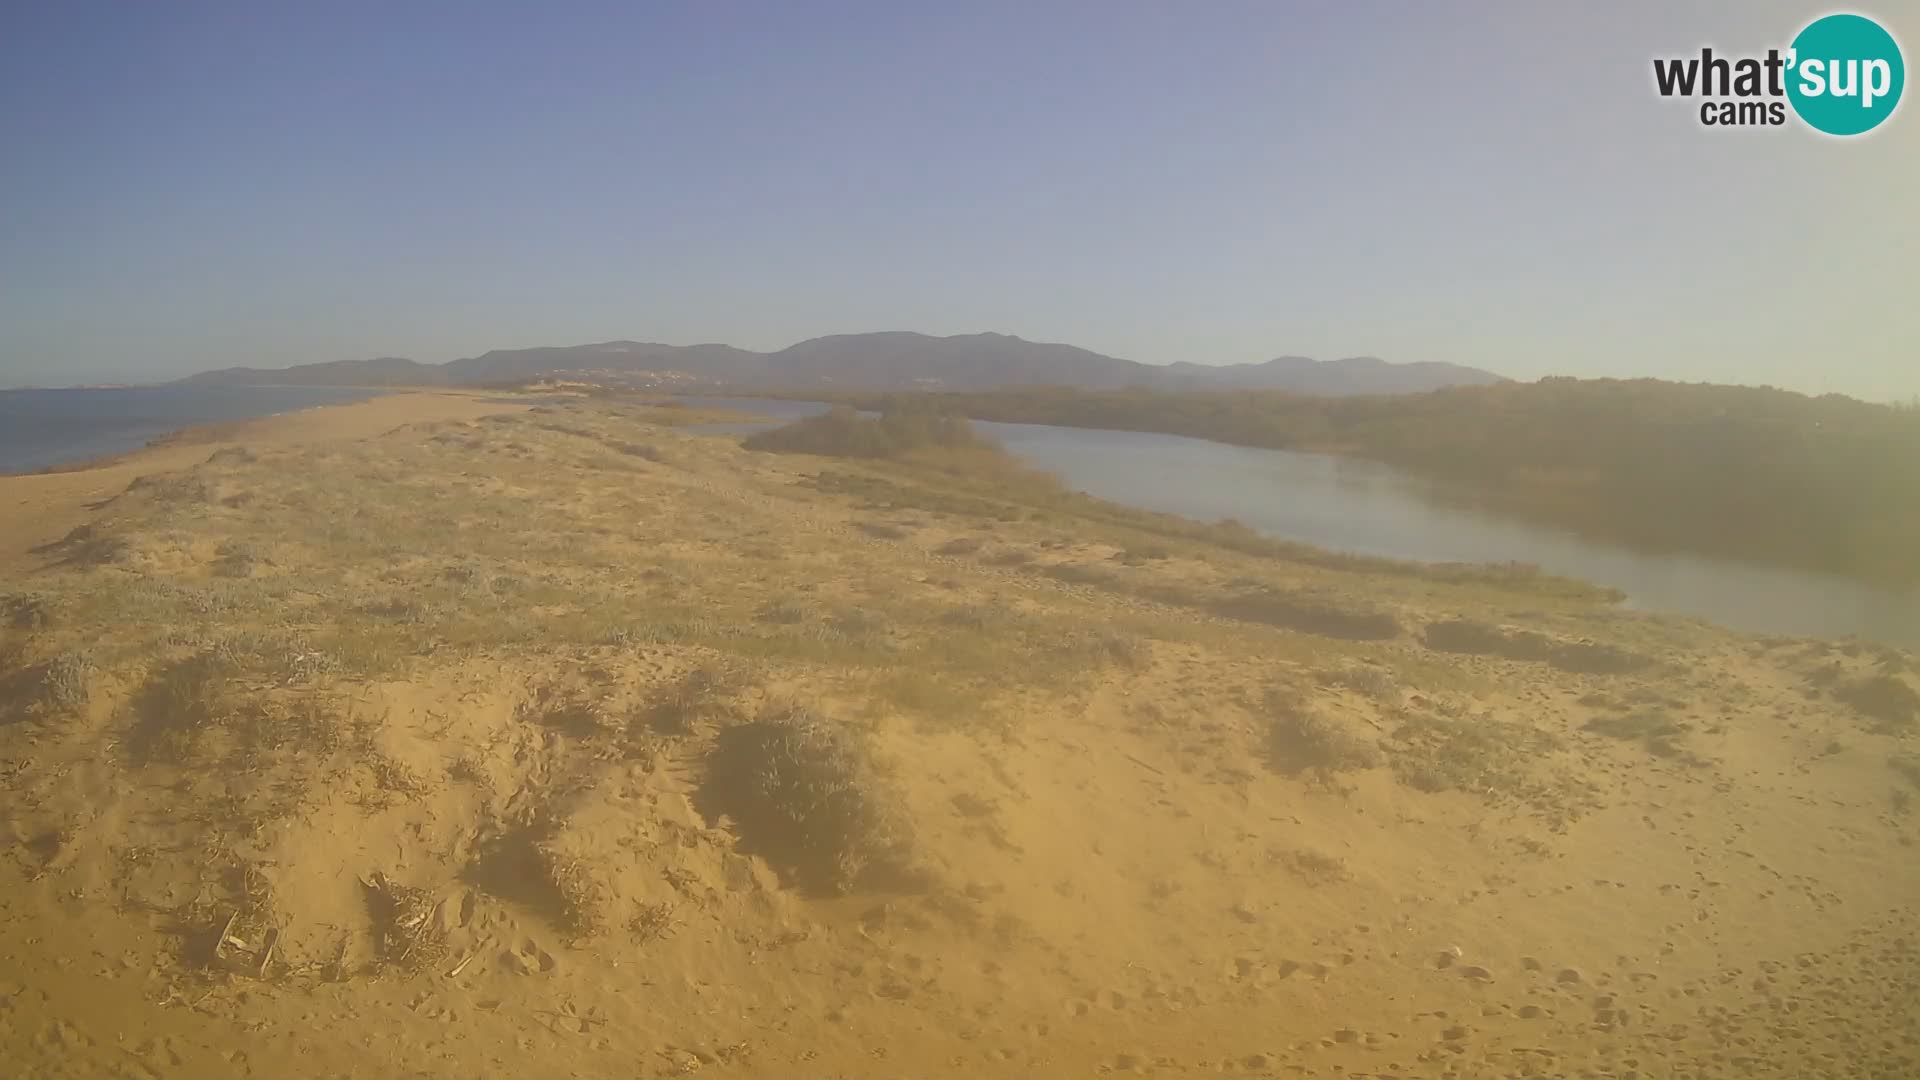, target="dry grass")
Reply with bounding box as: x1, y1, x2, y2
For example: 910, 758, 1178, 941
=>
1382, 708, 1588, 821
646, 665, 740, 736
1890, 752, 1920, 790
697, 704, 915, 895
1423, 619, 1651, 675
126, 653, 232, 765
1838, 674, 1920, 732
363, 872, 447, 970
41, 649, 95, 713
1272, 847, 1351, 885
1583, 710, 1697, 761
1264, 687, 1381, 775
1315, 663, 1400, 701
